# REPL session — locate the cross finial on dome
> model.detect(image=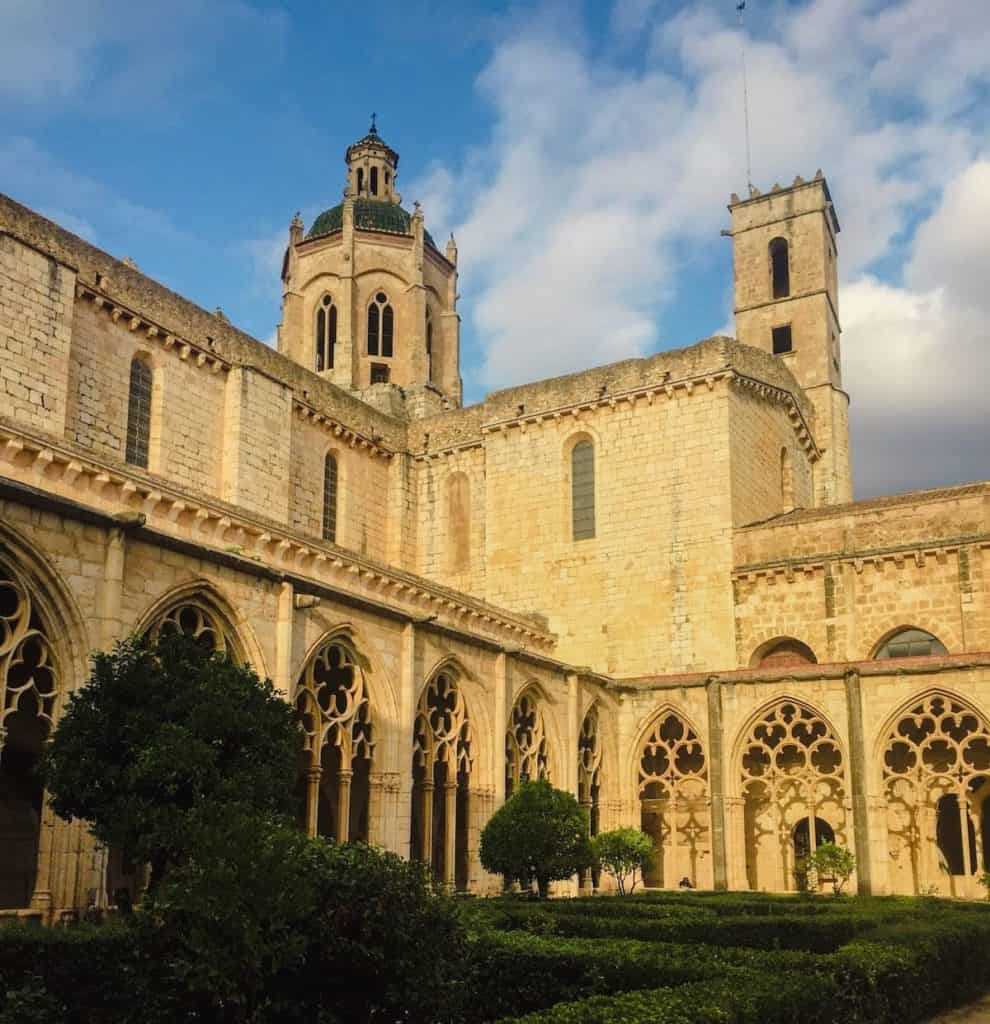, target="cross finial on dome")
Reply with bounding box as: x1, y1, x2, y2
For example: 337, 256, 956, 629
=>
370, 112, 377, 135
